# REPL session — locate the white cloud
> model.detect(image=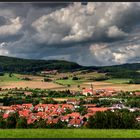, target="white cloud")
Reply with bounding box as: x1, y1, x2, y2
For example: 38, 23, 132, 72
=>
31, 2, 95, 44
0, 17, 22, 36
0, 48, 9, 55
31, 2, 140, 45
107, 26, 127, 38
89, 43, 140, 65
